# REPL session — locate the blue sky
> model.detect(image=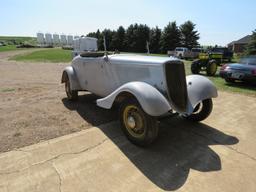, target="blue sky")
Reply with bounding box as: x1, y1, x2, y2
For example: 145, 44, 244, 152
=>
1, 0, 255, 46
